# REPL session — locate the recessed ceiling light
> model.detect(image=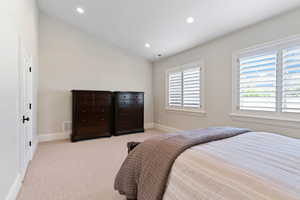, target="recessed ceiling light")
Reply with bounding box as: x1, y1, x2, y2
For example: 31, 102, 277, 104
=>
76, 7, 85, 14
186, 17, 195, 24
145, 43, 151, 48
